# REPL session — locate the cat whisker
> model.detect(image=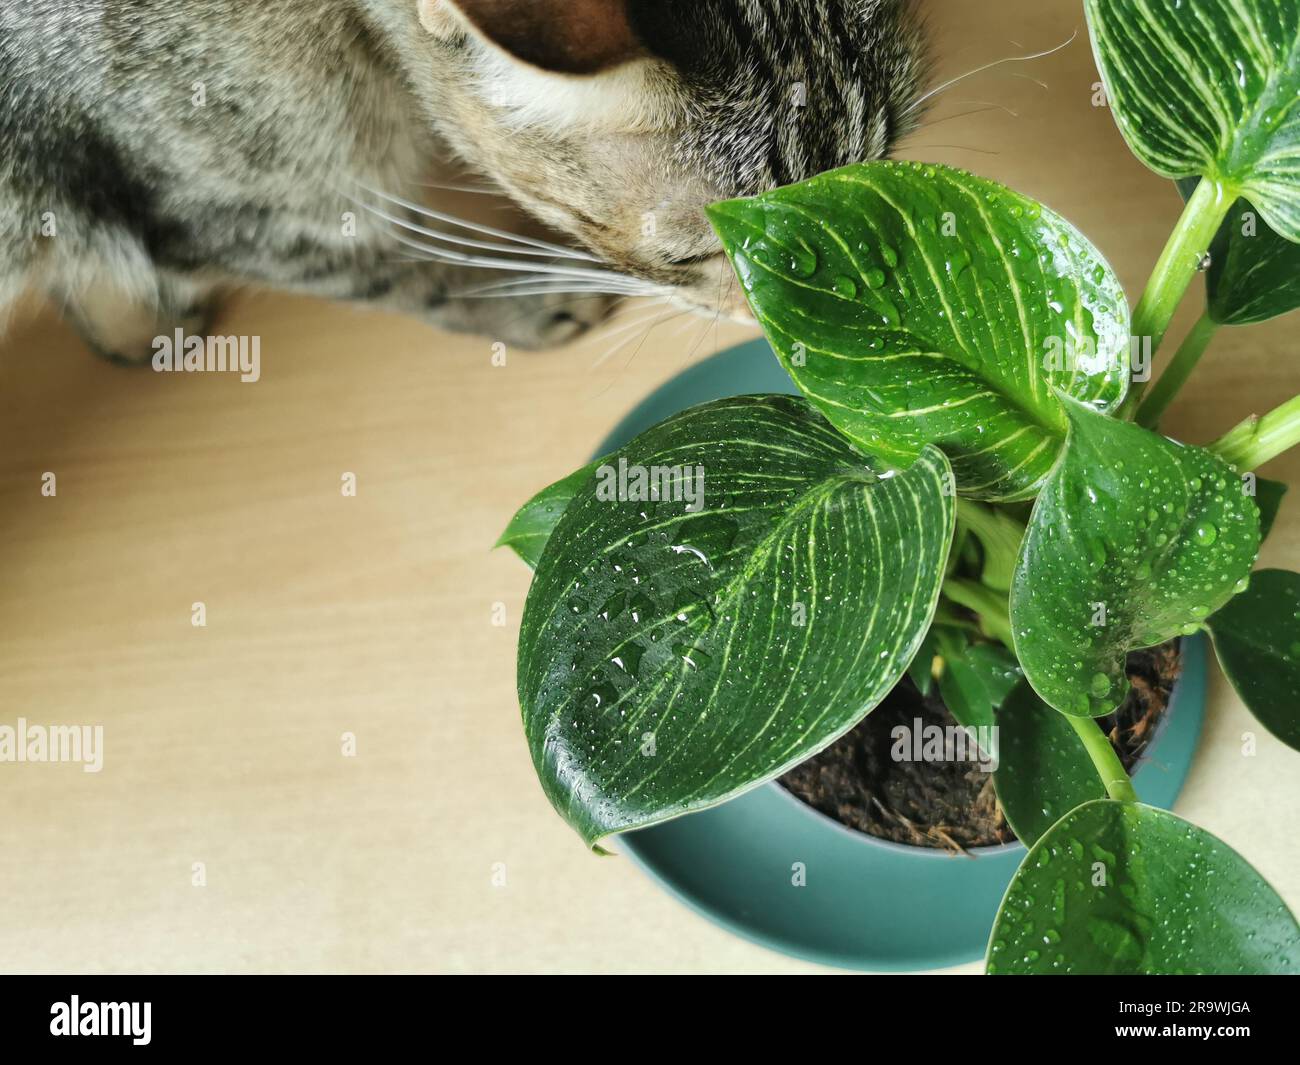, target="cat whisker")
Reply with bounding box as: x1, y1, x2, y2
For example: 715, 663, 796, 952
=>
453, 274, 657, 297
455, 275, 664, 298
354, 197, 592, 262
915, 101, 1020, 130
386, 229, 657, 290
1007, 72, 1051, 92
359, 202, 643, 285
592, 301, 678, 345
458, 289, 649, 301
906, 143, 1002, 156
457, 284, 649, 300
352, 181, 601, 262
601, 297, 668, 323
590, 299, 689, 370
906, 30, 1077, 117
410, 179, 505, 196
681, 304, 723, 366
456, 270, 648, 288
